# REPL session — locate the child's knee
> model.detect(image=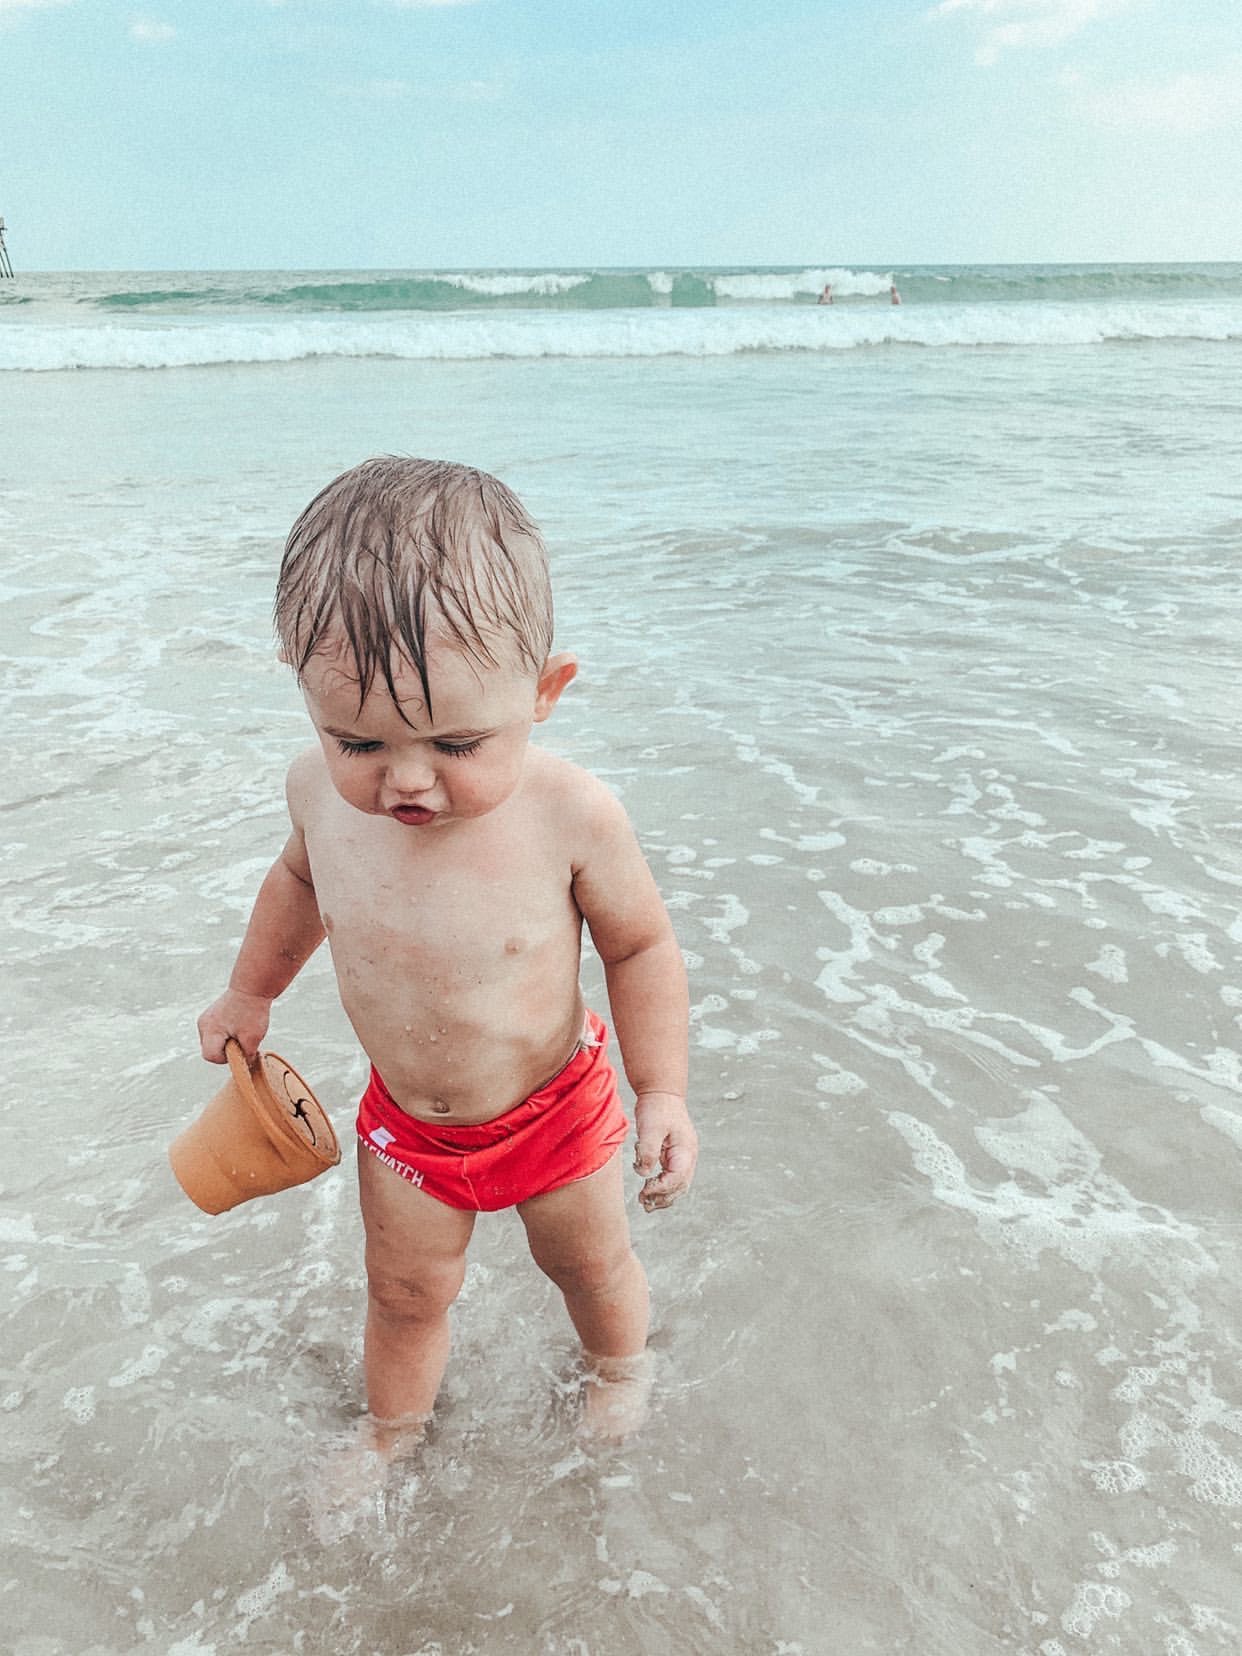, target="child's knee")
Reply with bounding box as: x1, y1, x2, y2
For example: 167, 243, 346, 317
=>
538, 1240, 640, 1300
366, 1258, 465, 1324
